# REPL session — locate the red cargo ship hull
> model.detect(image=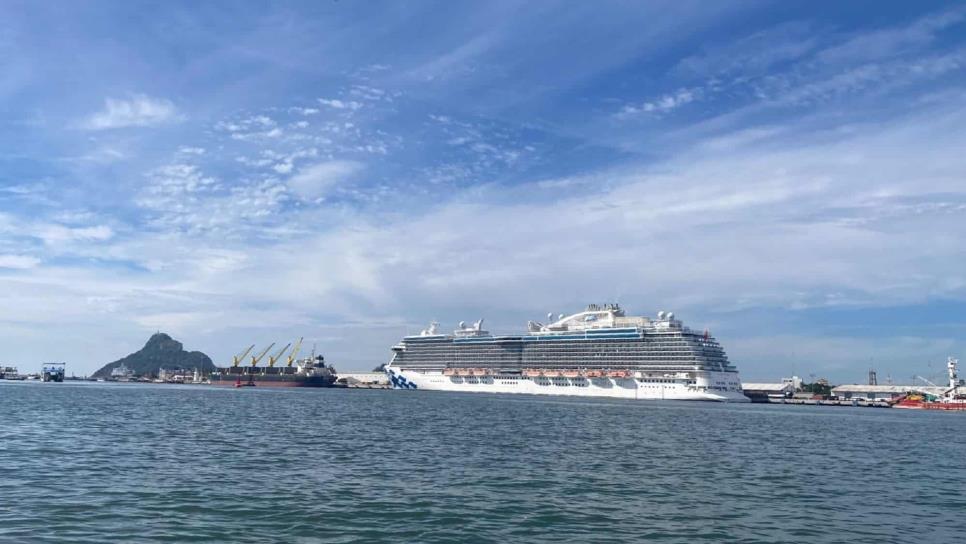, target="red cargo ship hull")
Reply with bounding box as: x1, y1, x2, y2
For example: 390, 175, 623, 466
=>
894, 399, 966, 410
